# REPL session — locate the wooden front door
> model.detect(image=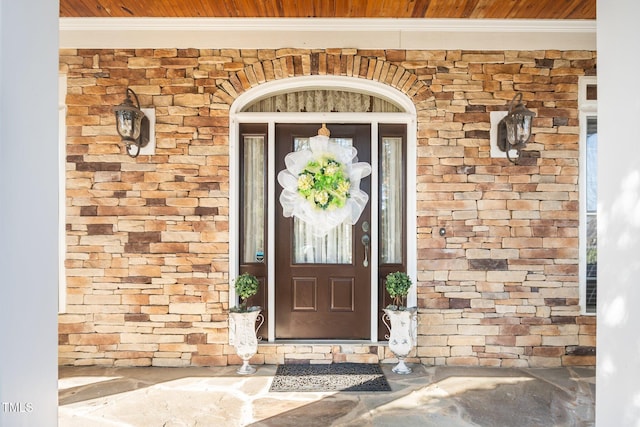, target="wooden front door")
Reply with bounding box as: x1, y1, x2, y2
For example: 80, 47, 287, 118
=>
275, 124, 371, 339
